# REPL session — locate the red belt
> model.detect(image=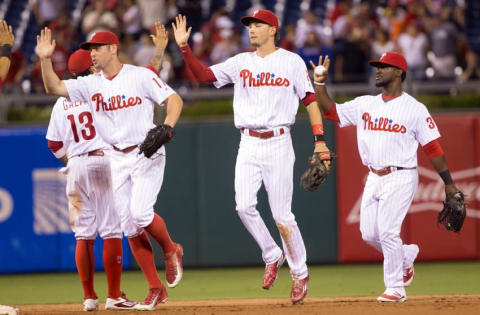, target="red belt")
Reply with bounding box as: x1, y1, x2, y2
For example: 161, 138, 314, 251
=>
241, 128, 284, 139
369, 166, 416, 176
87, 149, 104, 157
113, 145, 138, 153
